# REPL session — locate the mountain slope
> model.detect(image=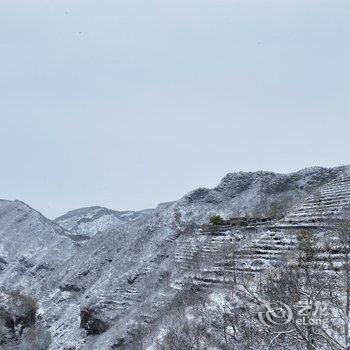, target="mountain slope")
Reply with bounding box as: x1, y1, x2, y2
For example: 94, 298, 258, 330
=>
159, 166, 345, 224
54, 206, 155, 237
0, 200, 79, 291
0, 166, 348, 349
